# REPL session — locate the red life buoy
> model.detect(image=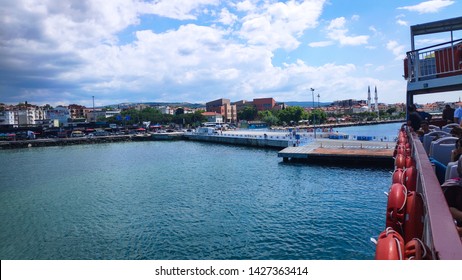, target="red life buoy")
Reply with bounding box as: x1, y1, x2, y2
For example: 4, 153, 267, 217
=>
375, 227, 405, 260
386, 183, 407, 233
392, 168, 404, 184
393, 144, 398, 158
403, 191, 424, 244
403, 166, 417, 192
398, 135, 407, 145
404, 238, 432, 260
405, 156, 415, 168
395, 154, 406, 169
